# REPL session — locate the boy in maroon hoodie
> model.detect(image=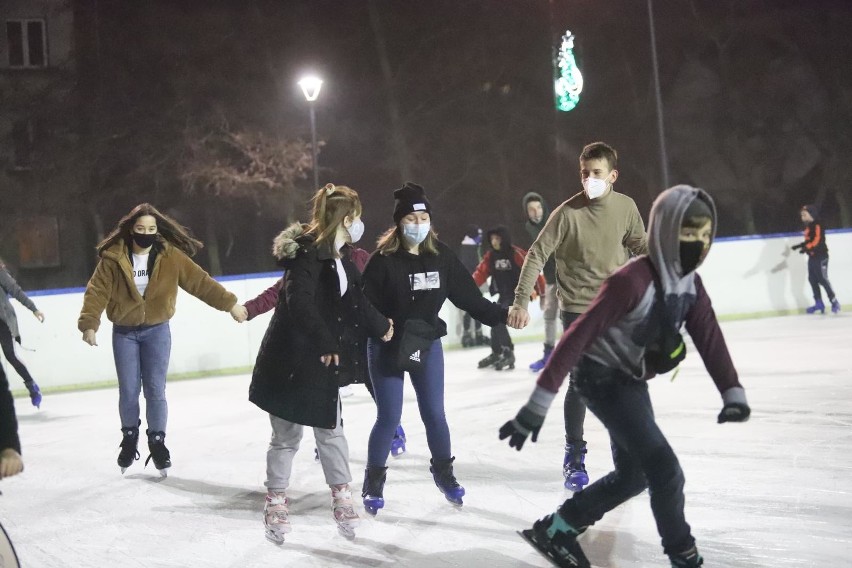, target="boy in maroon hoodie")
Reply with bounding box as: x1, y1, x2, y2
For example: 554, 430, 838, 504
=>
500, 186, 750, 568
